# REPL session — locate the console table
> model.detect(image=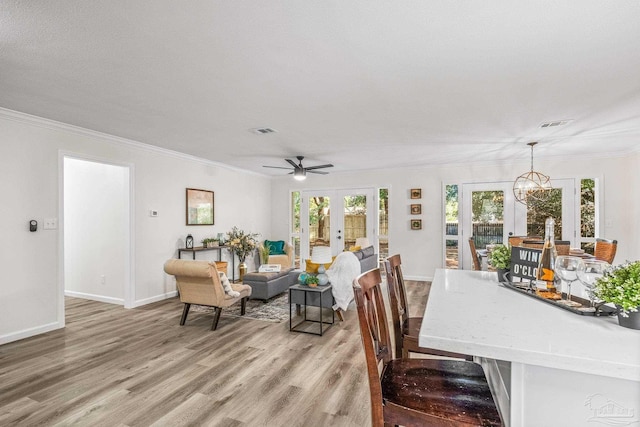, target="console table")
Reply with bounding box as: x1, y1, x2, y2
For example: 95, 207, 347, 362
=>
177, 246, 236, 281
